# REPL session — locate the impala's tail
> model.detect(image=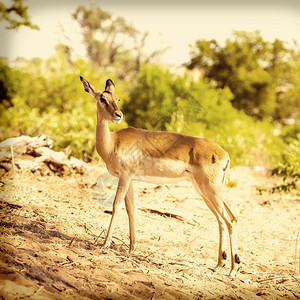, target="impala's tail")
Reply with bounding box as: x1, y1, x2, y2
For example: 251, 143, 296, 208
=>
222, 159, 230, 185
